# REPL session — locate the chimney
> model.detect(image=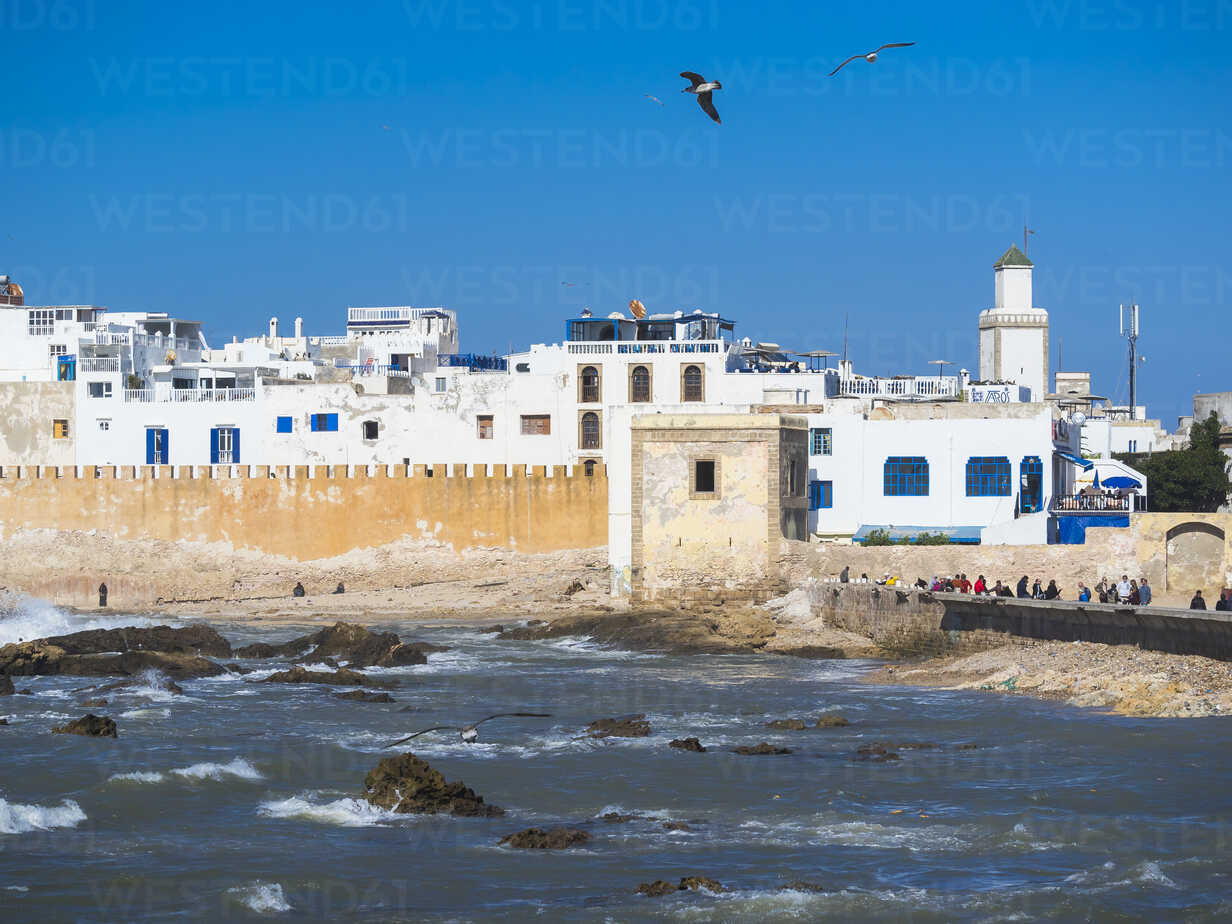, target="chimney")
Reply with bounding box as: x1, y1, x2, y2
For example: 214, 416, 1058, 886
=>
269, 317, 278, 339
294, 316, 303, 338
